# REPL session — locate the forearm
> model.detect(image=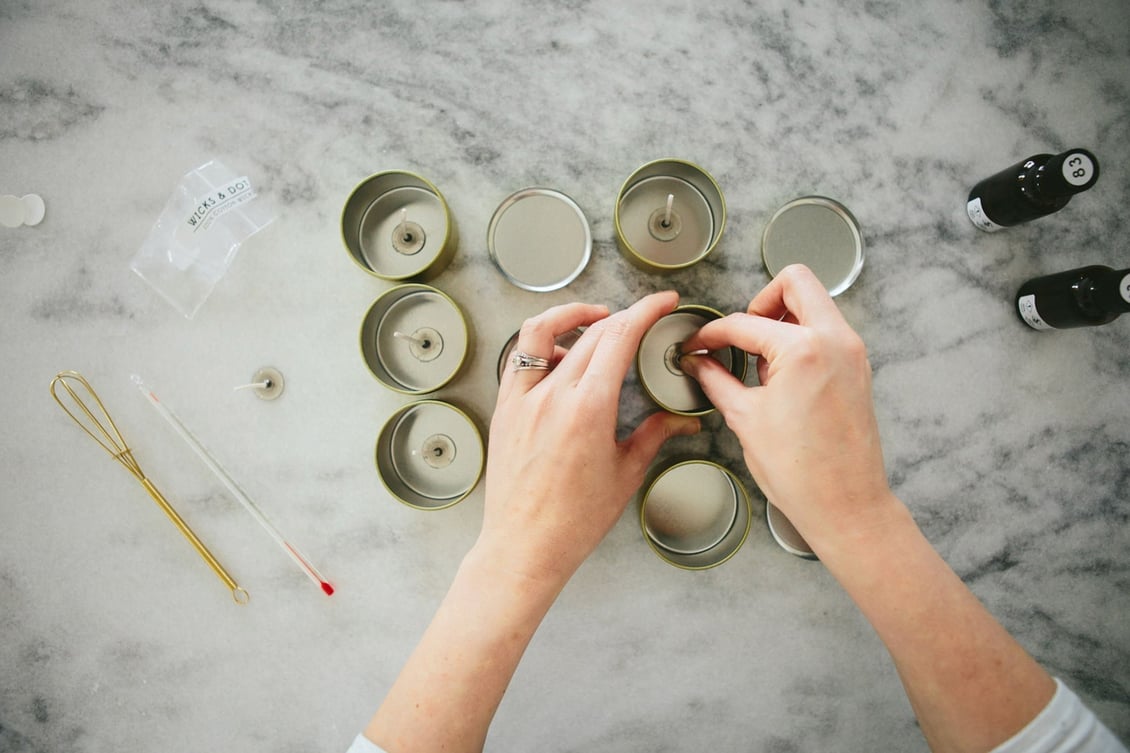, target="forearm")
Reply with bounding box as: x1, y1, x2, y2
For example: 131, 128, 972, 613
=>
816, 496, 1055, 753
366, 542, 564, 753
